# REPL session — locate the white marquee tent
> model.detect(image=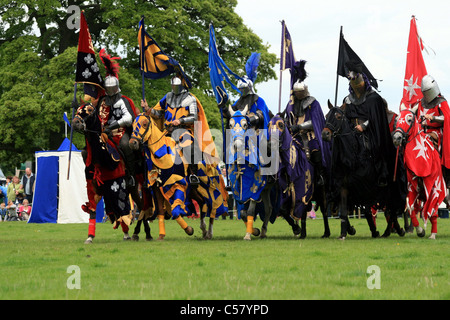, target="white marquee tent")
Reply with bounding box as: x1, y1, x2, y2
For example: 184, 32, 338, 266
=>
28, 138, 104, 224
